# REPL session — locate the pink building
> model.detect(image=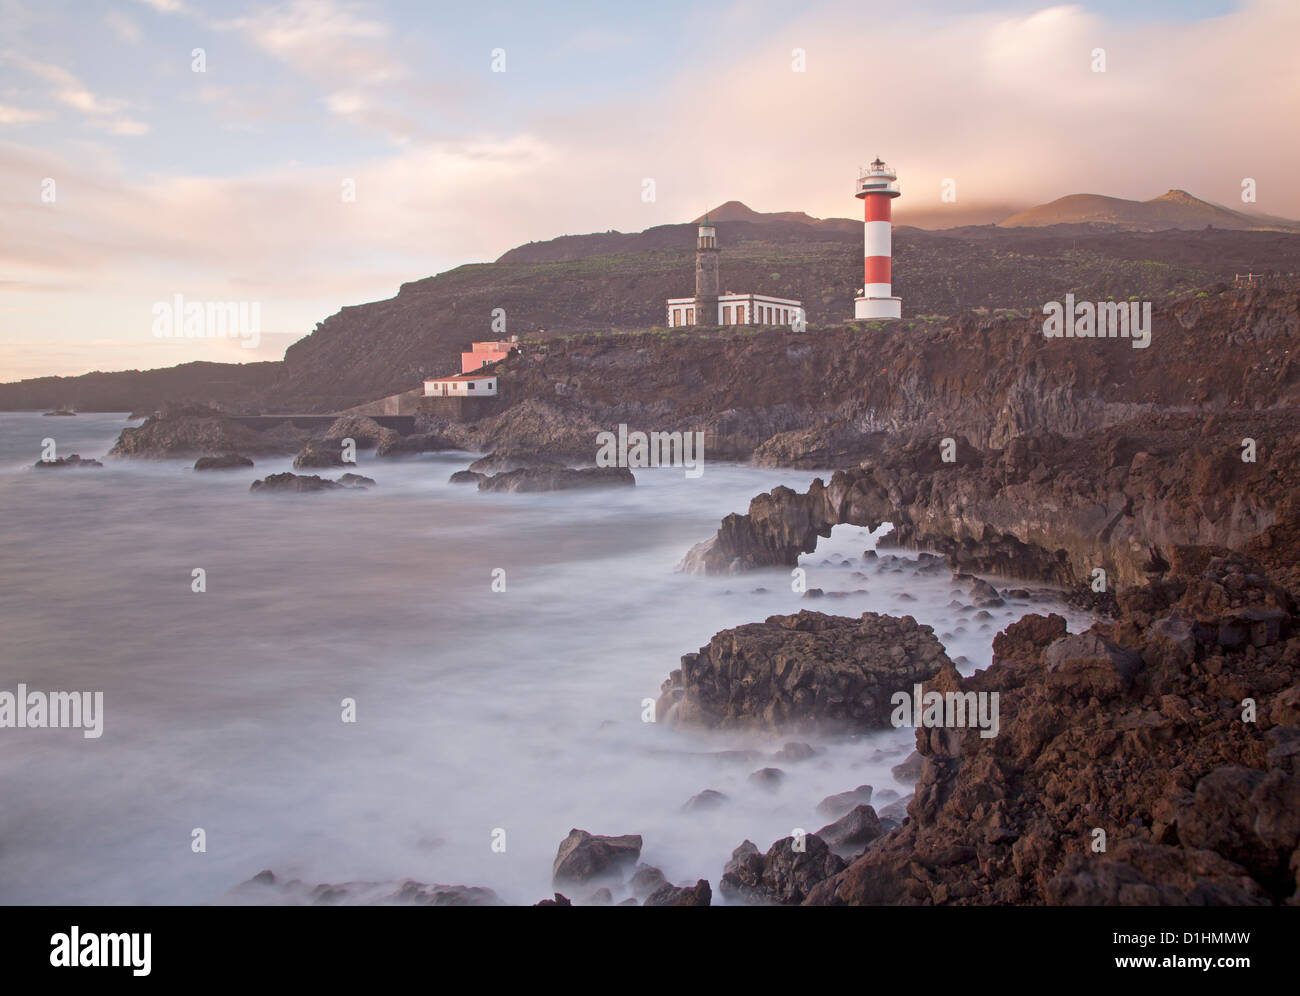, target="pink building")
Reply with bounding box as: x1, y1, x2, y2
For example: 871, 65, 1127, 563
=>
460, 336, 519, 373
